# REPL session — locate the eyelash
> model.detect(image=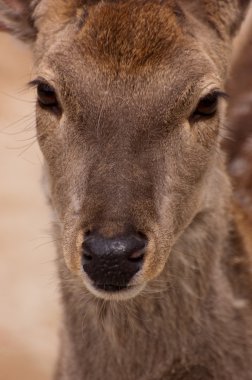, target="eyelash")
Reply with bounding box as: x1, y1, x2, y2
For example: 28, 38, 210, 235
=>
28, 79, 61, 116
190, 90, 228, 122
